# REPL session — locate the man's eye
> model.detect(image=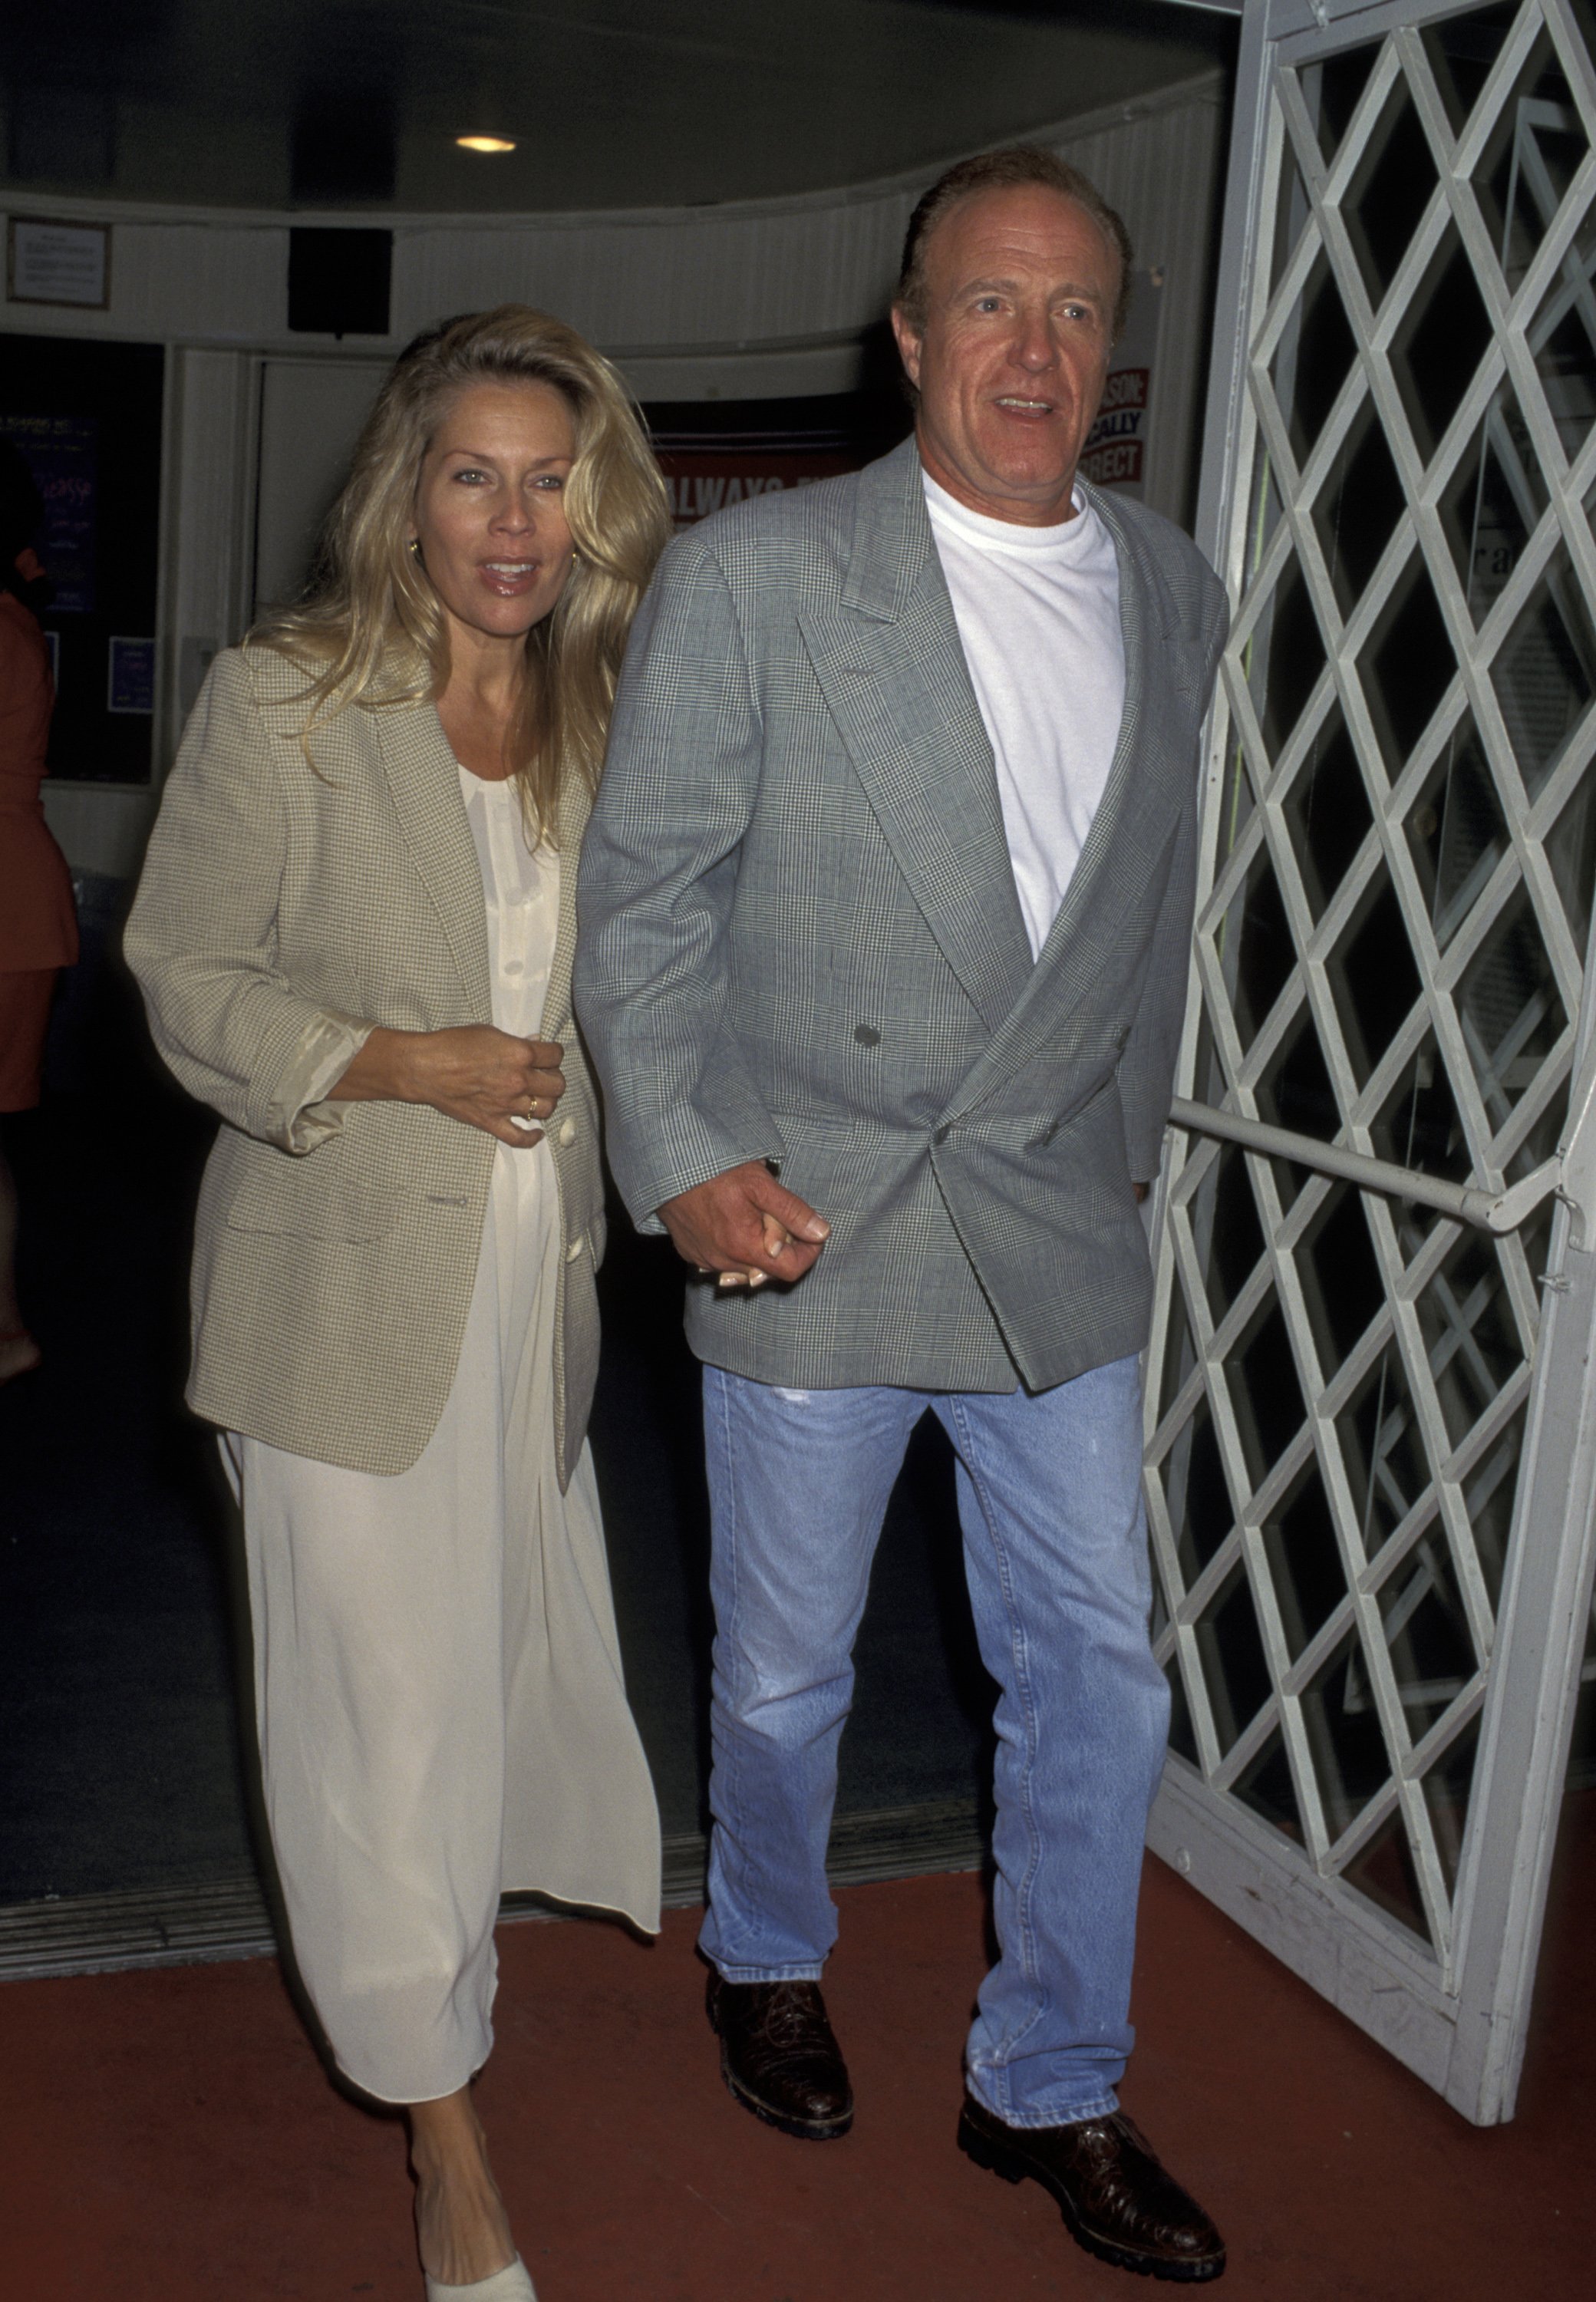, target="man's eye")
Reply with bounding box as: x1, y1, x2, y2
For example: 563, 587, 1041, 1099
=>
974, 296, 1003, 313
